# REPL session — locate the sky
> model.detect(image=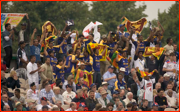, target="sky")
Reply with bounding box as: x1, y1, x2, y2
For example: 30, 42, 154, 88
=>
84, 1, 175, 21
